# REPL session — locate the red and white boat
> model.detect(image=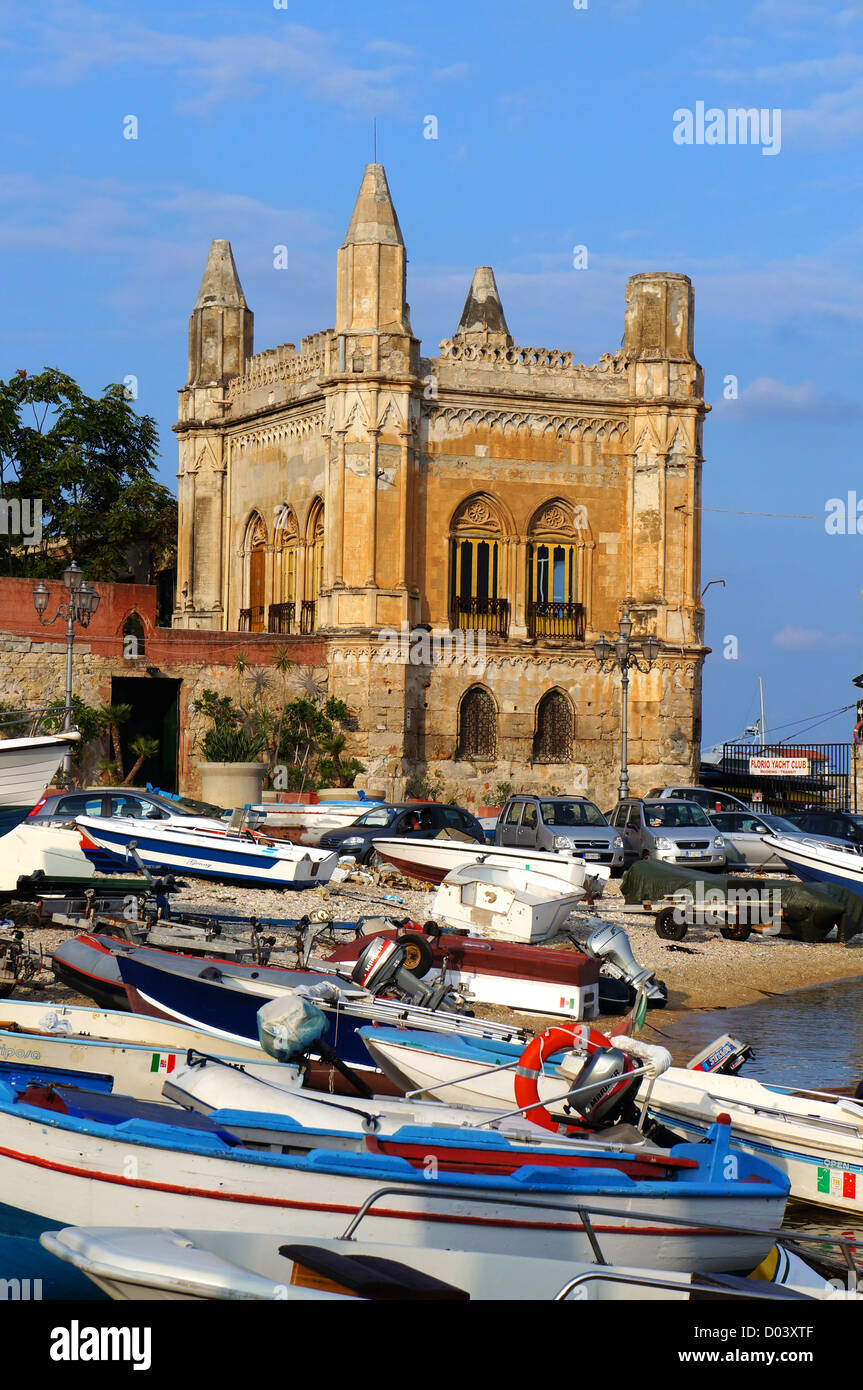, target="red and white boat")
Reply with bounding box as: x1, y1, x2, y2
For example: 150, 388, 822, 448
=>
369, 836, 610, 891
326, 924, 601, 1018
